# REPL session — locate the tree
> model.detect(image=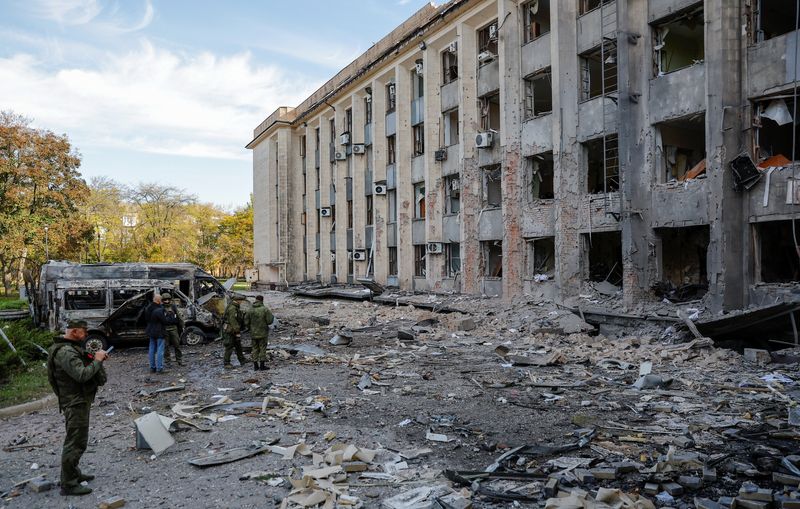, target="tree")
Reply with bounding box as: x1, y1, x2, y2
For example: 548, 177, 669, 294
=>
215, 202, 253, 278
125, 183, 195, 261
0, 112, 90, 294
